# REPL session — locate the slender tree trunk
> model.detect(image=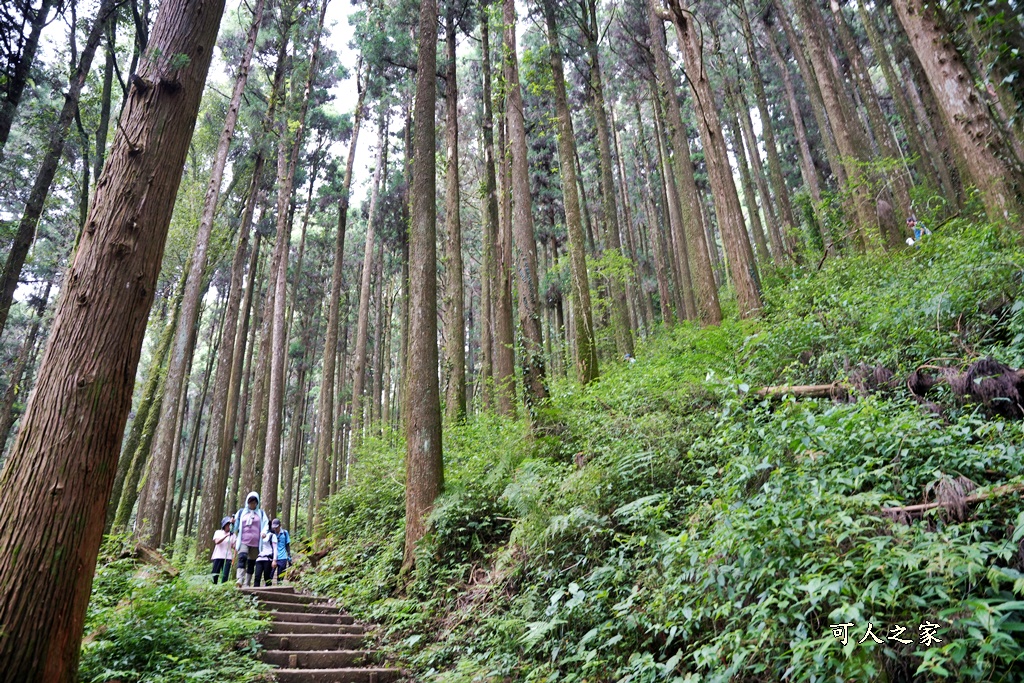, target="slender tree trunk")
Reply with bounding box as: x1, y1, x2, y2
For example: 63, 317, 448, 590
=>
263, 0, 327, 522
403, 0, 443, 572
443, 10, 467, 420
738, 0, 796, 243
0, 0, 226, 670
762, 23, 825, 210
731, 78, 782, 261
0, 281, 50, 452
646, 0, 719, 324
893, 0, 1024, 221
541, 0, 597, 384
313, 67, 364, 532
0, 0, 119, 340
0, 0, 58, 155
490, 12, 516, 416
583, 0, 633, 356
664, 0, 761, 316
723, 82, 770, 265
634, 102, 674, 325
504, 0, 548, 408
351, 115, 388, 450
